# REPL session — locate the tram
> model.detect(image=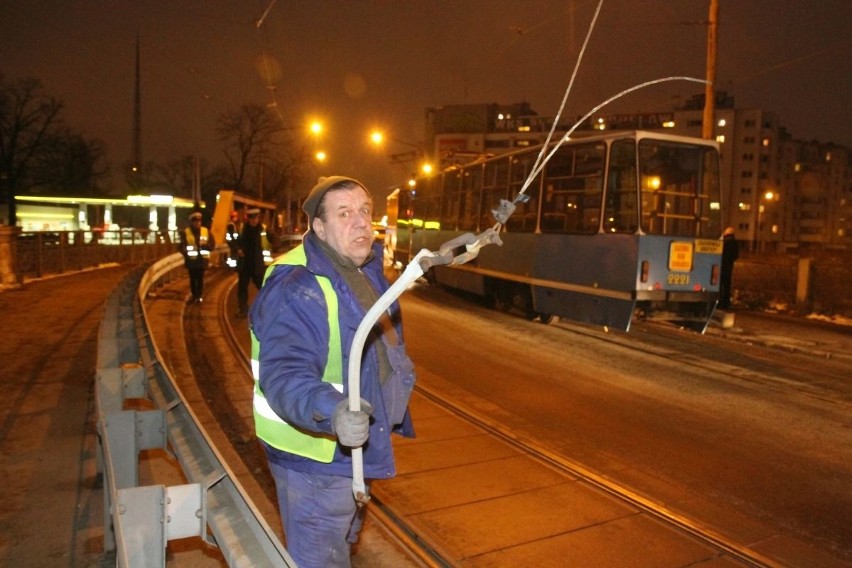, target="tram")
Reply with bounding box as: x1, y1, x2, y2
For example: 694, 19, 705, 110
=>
210, 189, 279, 245
387, 130, 724, 332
